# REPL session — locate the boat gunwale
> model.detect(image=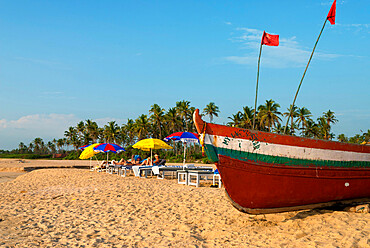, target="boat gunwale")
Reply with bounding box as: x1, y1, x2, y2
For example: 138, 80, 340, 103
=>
193, 109, 370, 154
